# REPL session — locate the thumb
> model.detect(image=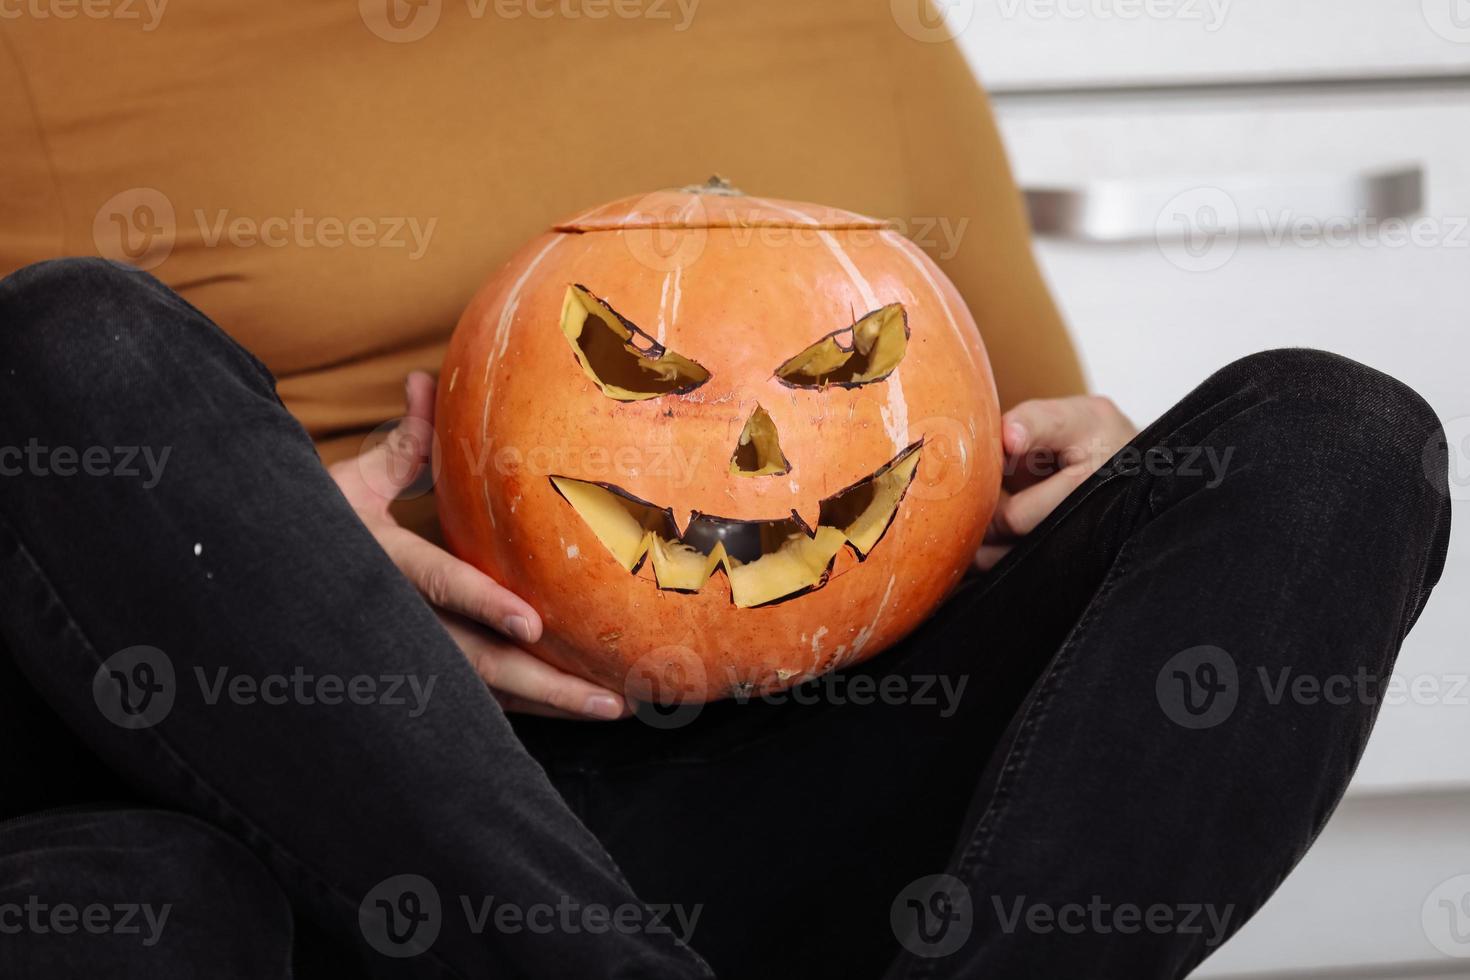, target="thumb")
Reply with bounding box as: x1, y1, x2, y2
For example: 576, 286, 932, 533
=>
351, 371, 438, 504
